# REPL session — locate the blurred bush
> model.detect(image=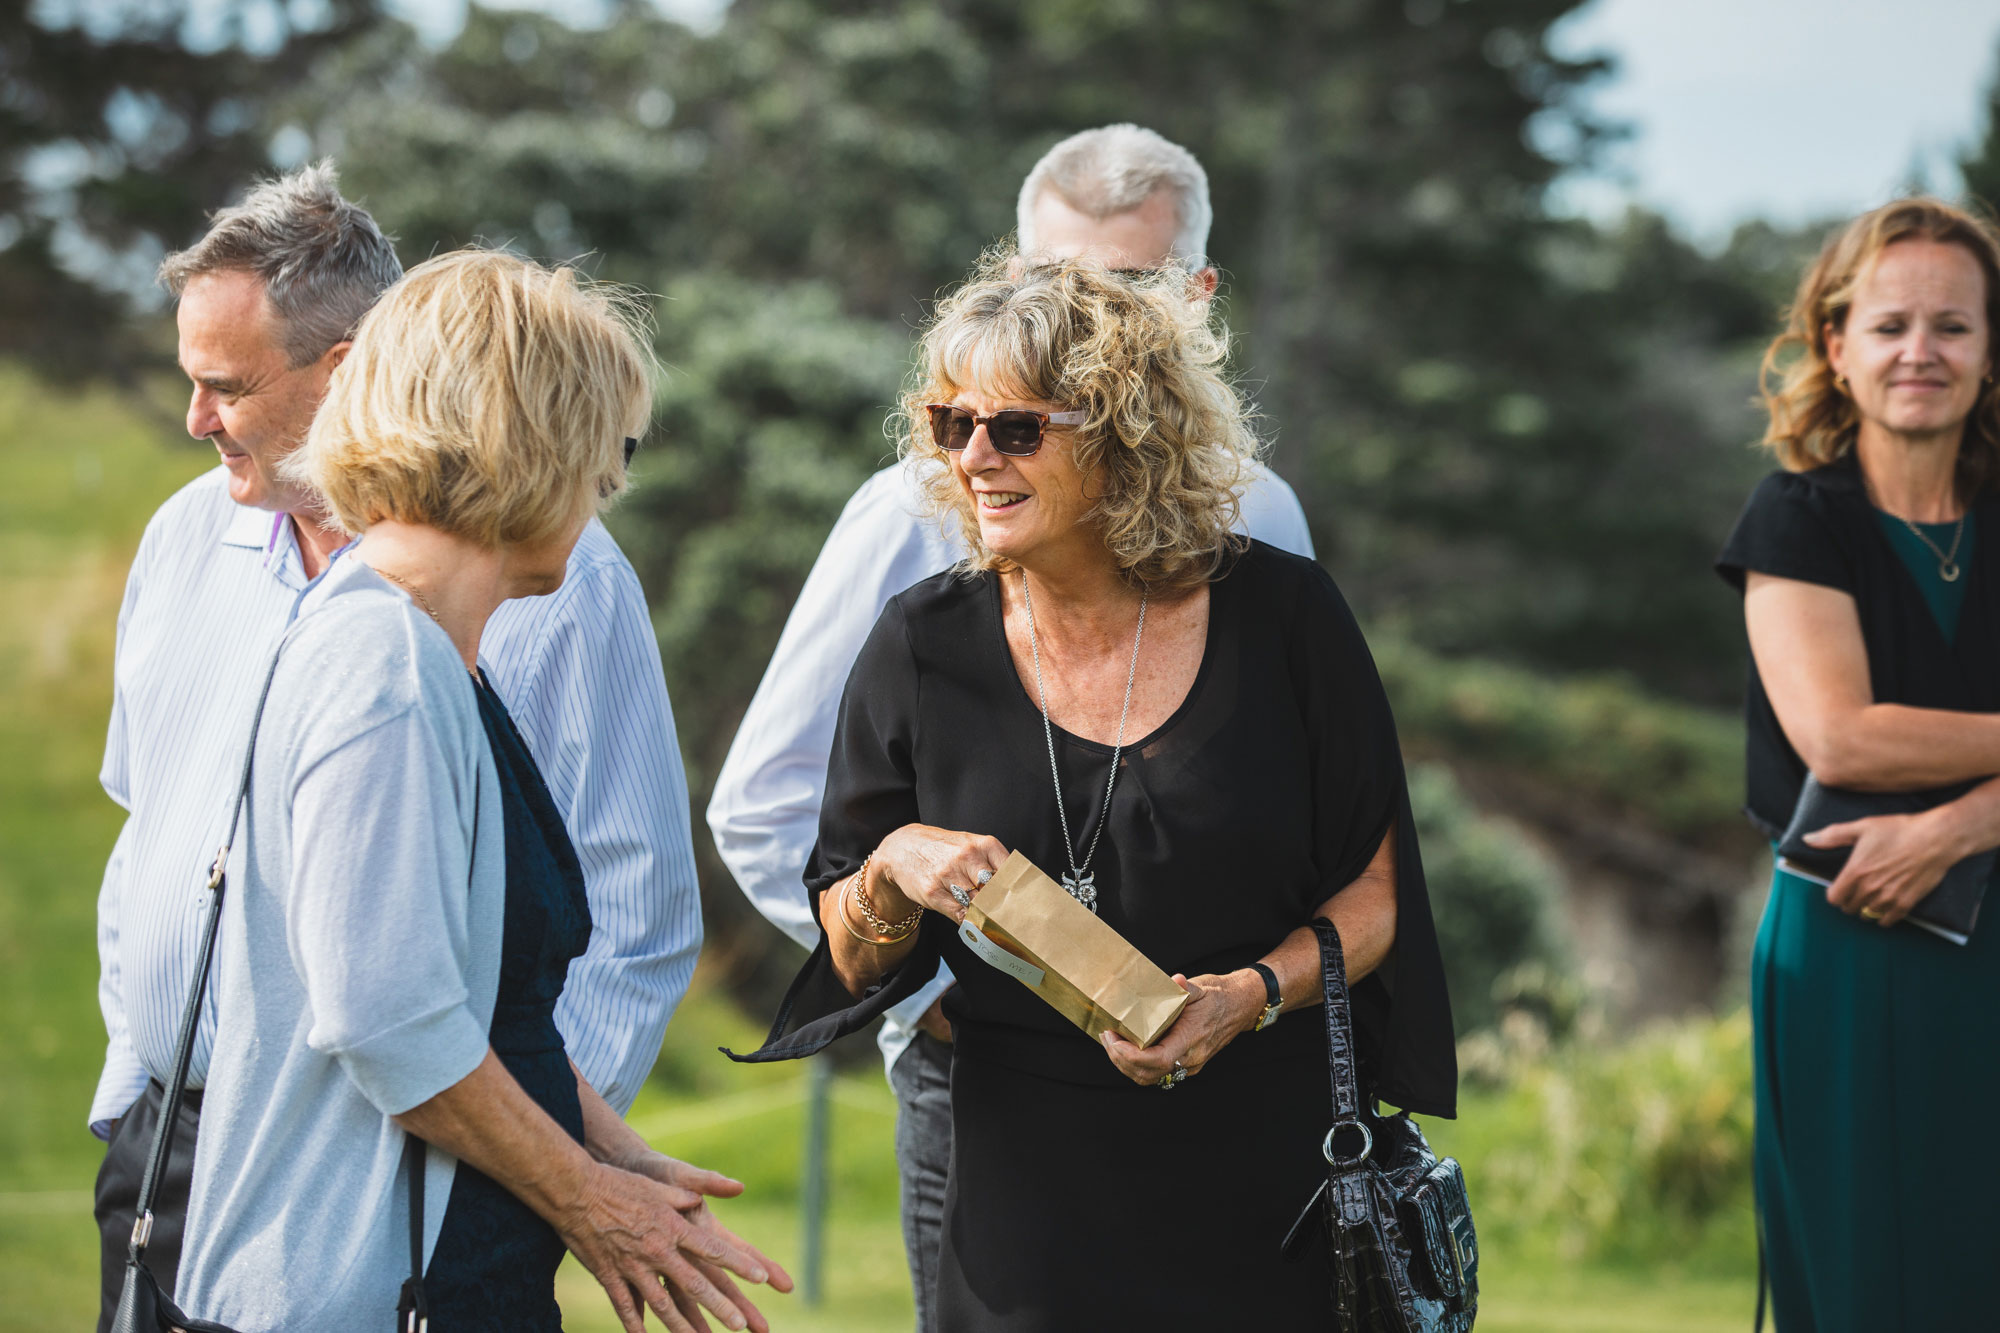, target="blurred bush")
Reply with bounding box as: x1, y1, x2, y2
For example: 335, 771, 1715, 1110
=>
1380, 634, 1744, 847
1408, 761, 1570, 1036
1442, 1007, 1755, 1274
